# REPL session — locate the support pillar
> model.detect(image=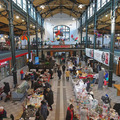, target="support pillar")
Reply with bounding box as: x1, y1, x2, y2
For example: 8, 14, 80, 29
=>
85, 10, 88, 48
80, 18, 82, 44
41, 29, 44, 59
35, 12, 38, 57
93, 0, 97, 70
27, 0, 31, 60
9, 0, 17, 86
102, 34, 104, 48
108, 0, 116, 87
